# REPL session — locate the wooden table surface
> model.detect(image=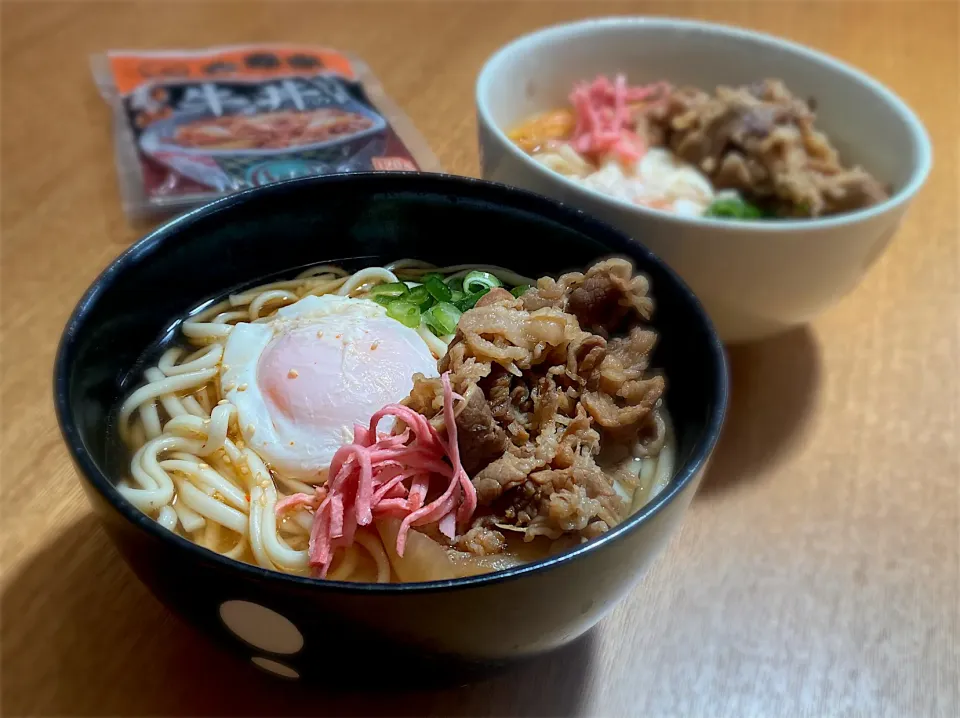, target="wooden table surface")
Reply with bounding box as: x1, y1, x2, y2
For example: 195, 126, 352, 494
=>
2, 2, 957, 716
